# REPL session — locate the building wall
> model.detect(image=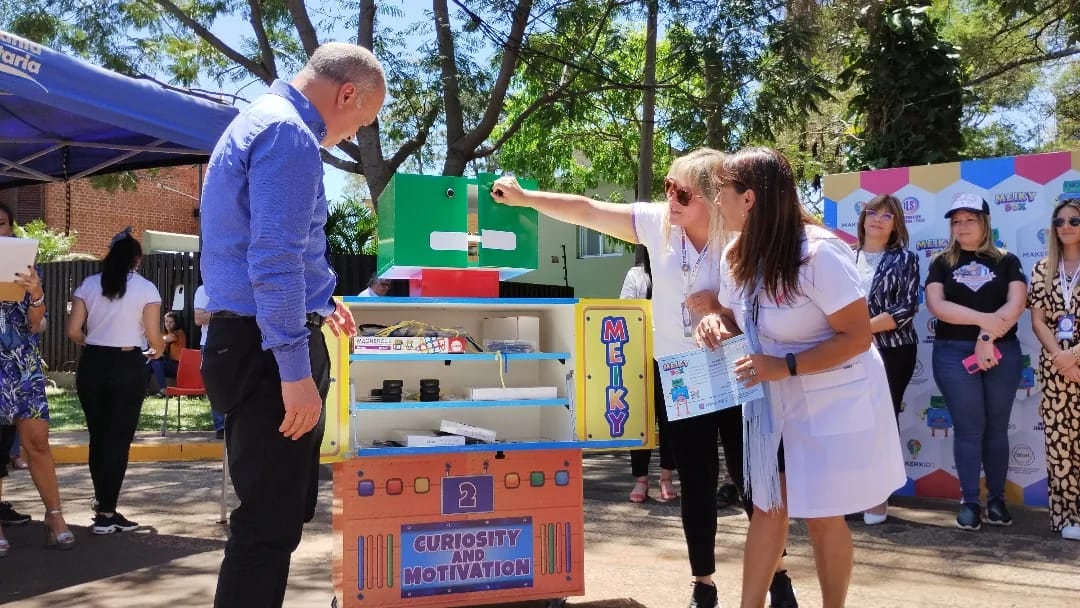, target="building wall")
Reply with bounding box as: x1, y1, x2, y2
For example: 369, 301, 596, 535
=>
42, 165, 203, 257
516, 214, 633, 298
